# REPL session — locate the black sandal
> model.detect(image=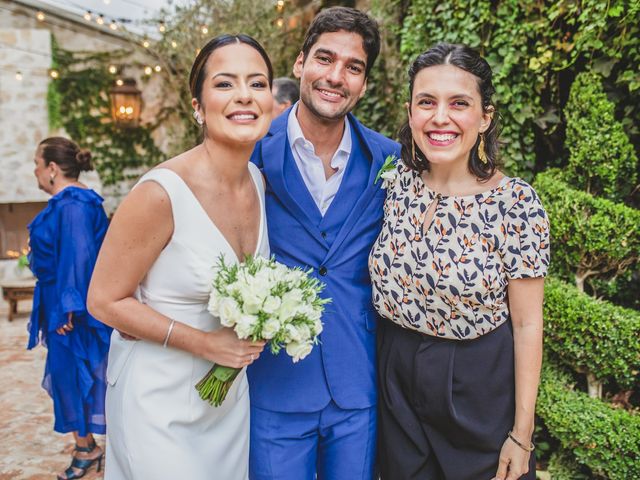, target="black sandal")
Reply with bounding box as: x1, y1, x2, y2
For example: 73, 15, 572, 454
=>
57, 442, 103, 480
